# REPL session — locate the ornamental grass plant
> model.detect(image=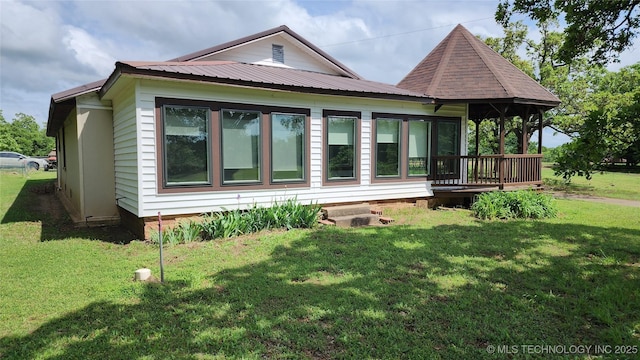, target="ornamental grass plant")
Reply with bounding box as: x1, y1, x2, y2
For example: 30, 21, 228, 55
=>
471, 190, 558, 220
152, 198, 321, 245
